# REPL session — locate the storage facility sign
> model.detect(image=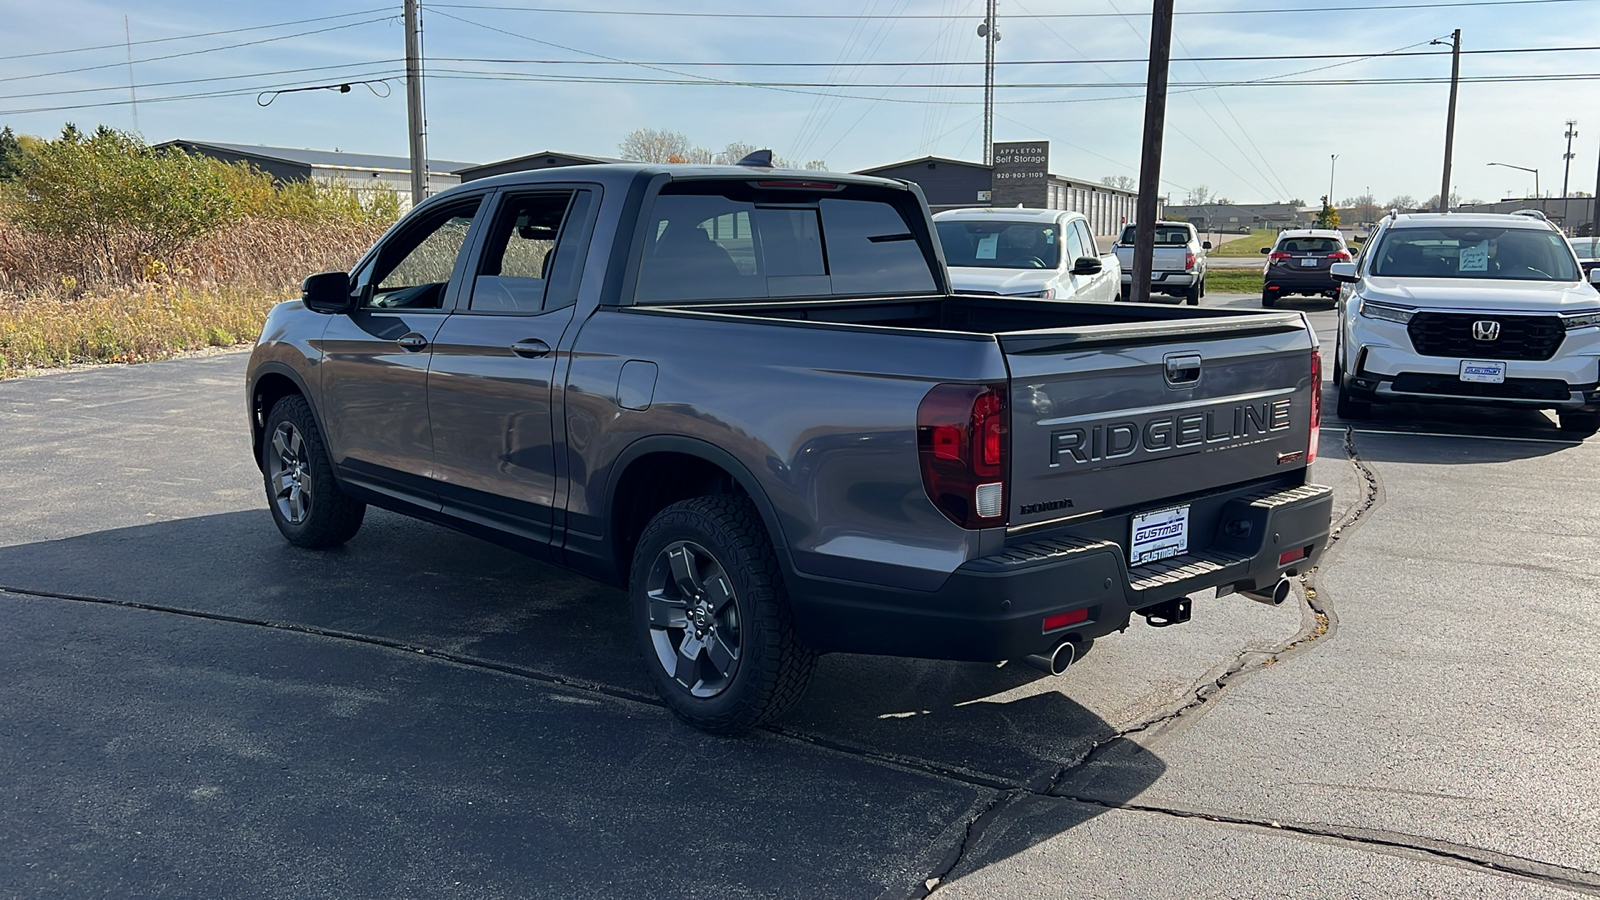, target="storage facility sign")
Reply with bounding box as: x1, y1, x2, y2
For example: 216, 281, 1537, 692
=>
990, 141, 1050, 208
